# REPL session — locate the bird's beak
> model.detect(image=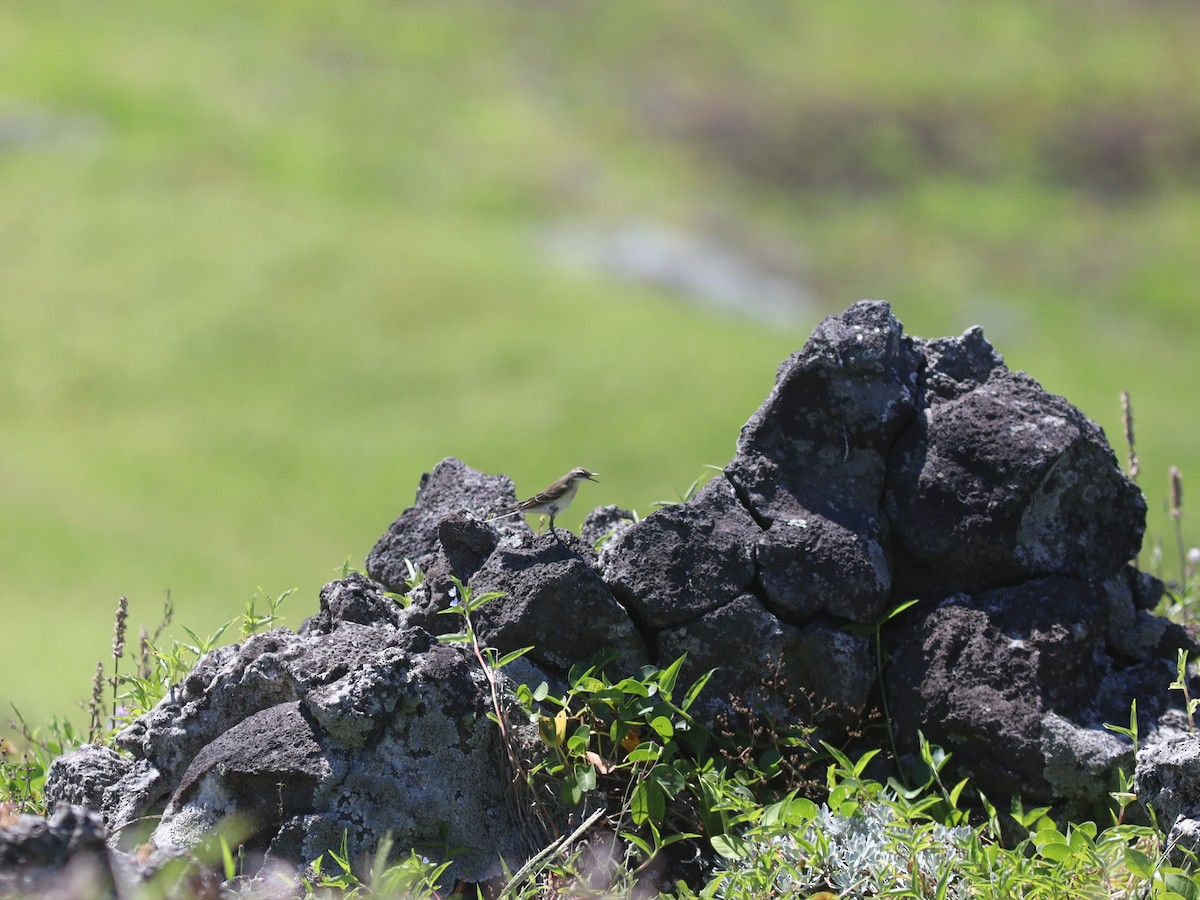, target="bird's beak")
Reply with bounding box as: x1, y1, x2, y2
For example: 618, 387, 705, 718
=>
587, 472, 599, 481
